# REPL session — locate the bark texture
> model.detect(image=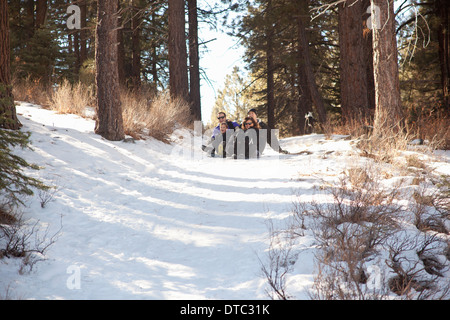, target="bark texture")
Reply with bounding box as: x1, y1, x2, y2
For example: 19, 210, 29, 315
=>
95, 0, 125, 141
